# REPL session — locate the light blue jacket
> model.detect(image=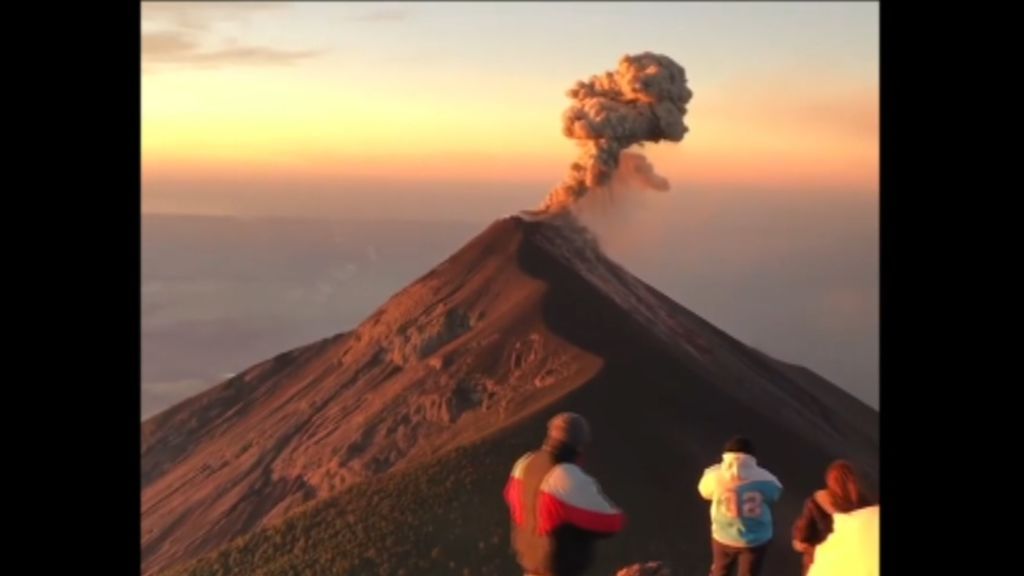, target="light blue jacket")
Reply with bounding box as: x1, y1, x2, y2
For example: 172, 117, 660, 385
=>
698, 452, 783, 547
